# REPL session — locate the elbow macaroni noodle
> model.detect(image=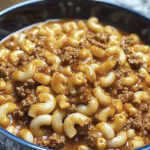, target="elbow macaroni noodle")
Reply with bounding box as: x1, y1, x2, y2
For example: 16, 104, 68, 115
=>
96, 122, 115, 139
77, 97, 99, 116
92, 86, 112, 106
30, 114, 52, 137
95, 105, 116, 122
106, 131, 128, 148
18, 129, 34, 143
50, 72, 67, 94
28, 93, 56, 118
99, 71, 116, 88
64, 113, 91, 138
52, 109, 66, 134
110, 112, 127, 133
0, 103, 16, 126
0, 17, 149, 150
56, 94, 70, 109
